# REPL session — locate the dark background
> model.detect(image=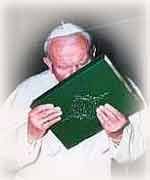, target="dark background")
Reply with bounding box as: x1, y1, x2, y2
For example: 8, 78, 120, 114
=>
3, 4, 147, 102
